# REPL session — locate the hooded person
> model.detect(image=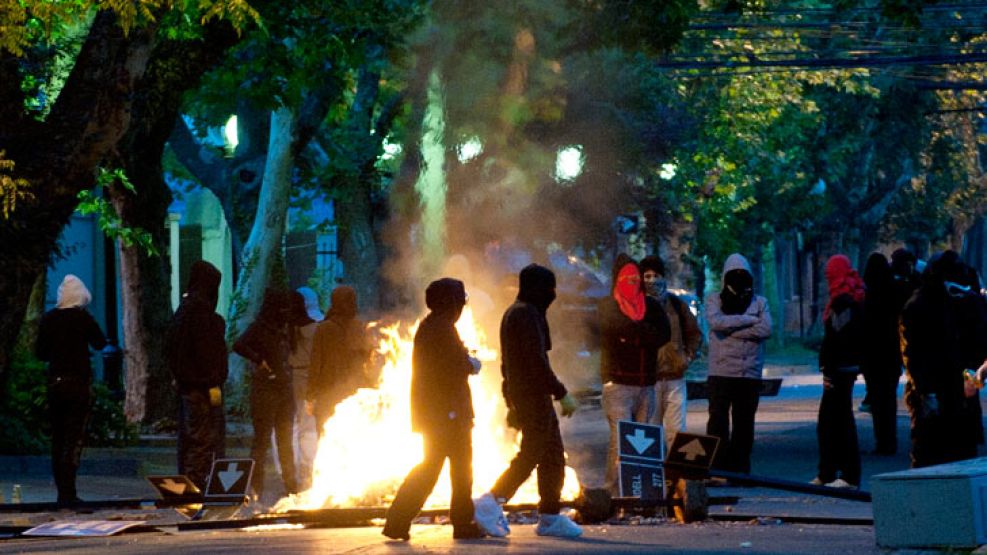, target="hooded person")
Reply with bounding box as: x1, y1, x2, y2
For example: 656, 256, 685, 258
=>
861, 252, 902, 455
383, 278, 486, 541
36, 274, 107, 504
307, 286, 372, 436
641, 255, 703, 447
234, 288, 298, 499
705, 253, 772, 474
596, 253, 672, 495
166, 260, 228, 491
472, 263, 583, 539
901, 250, 981, 467
811, 255, 866, 489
